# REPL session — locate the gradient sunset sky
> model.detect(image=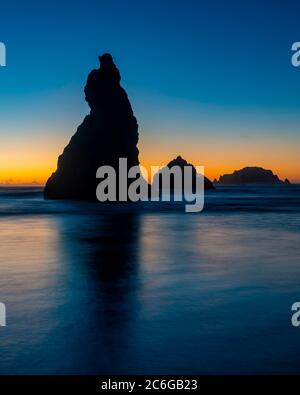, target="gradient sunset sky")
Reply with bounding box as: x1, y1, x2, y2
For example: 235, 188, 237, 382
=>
1, 0, 300, 184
